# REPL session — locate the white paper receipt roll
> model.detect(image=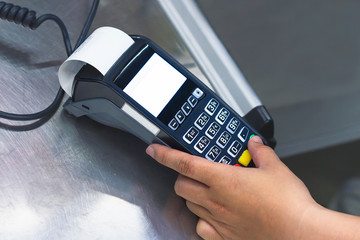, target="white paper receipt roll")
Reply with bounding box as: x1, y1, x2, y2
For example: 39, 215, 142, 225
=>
58, 27, 135, 96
